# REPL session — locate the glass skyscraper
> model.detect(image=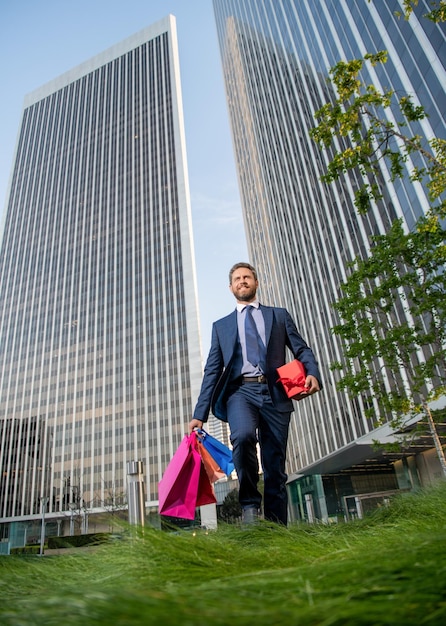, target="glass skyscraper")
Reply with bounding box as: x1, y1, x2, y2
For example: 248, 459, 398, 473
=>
0, 17, 203, 537
213, 0, 445, 516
